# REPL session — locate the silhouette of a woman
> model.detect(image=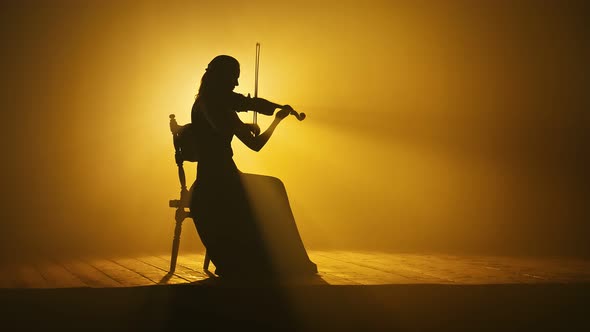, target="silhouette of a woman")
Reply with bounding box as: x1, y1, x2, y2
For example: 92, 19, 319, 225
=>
189, 55, 317, 279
